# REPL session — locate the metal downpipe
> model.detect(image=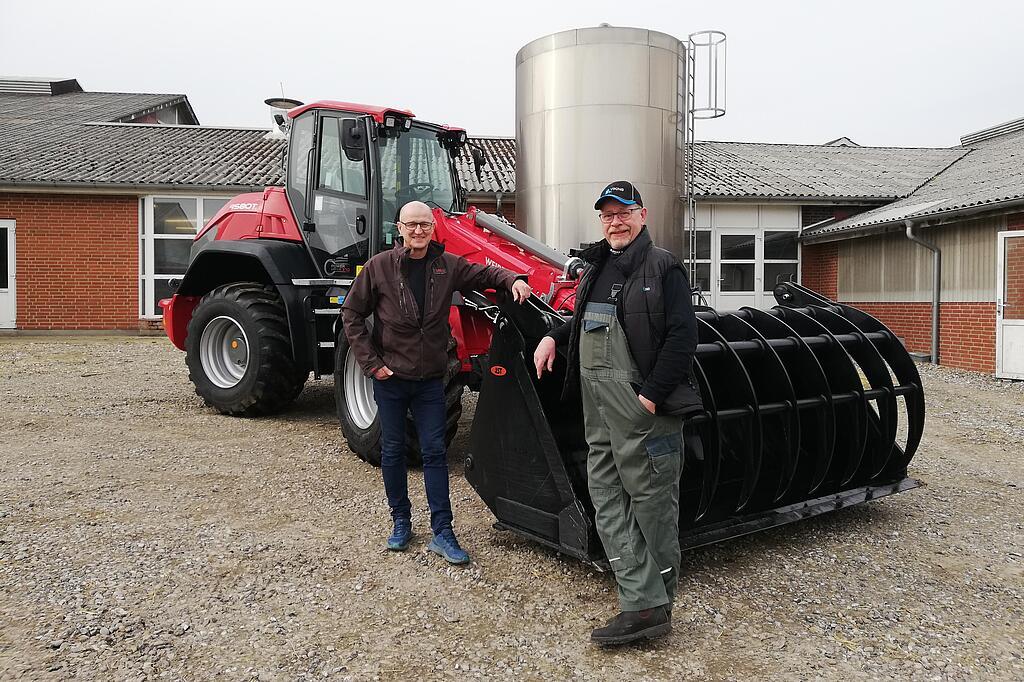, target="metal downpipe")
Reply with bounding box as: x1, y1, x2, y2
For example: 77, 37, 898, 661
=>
905, 220, 941, 364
